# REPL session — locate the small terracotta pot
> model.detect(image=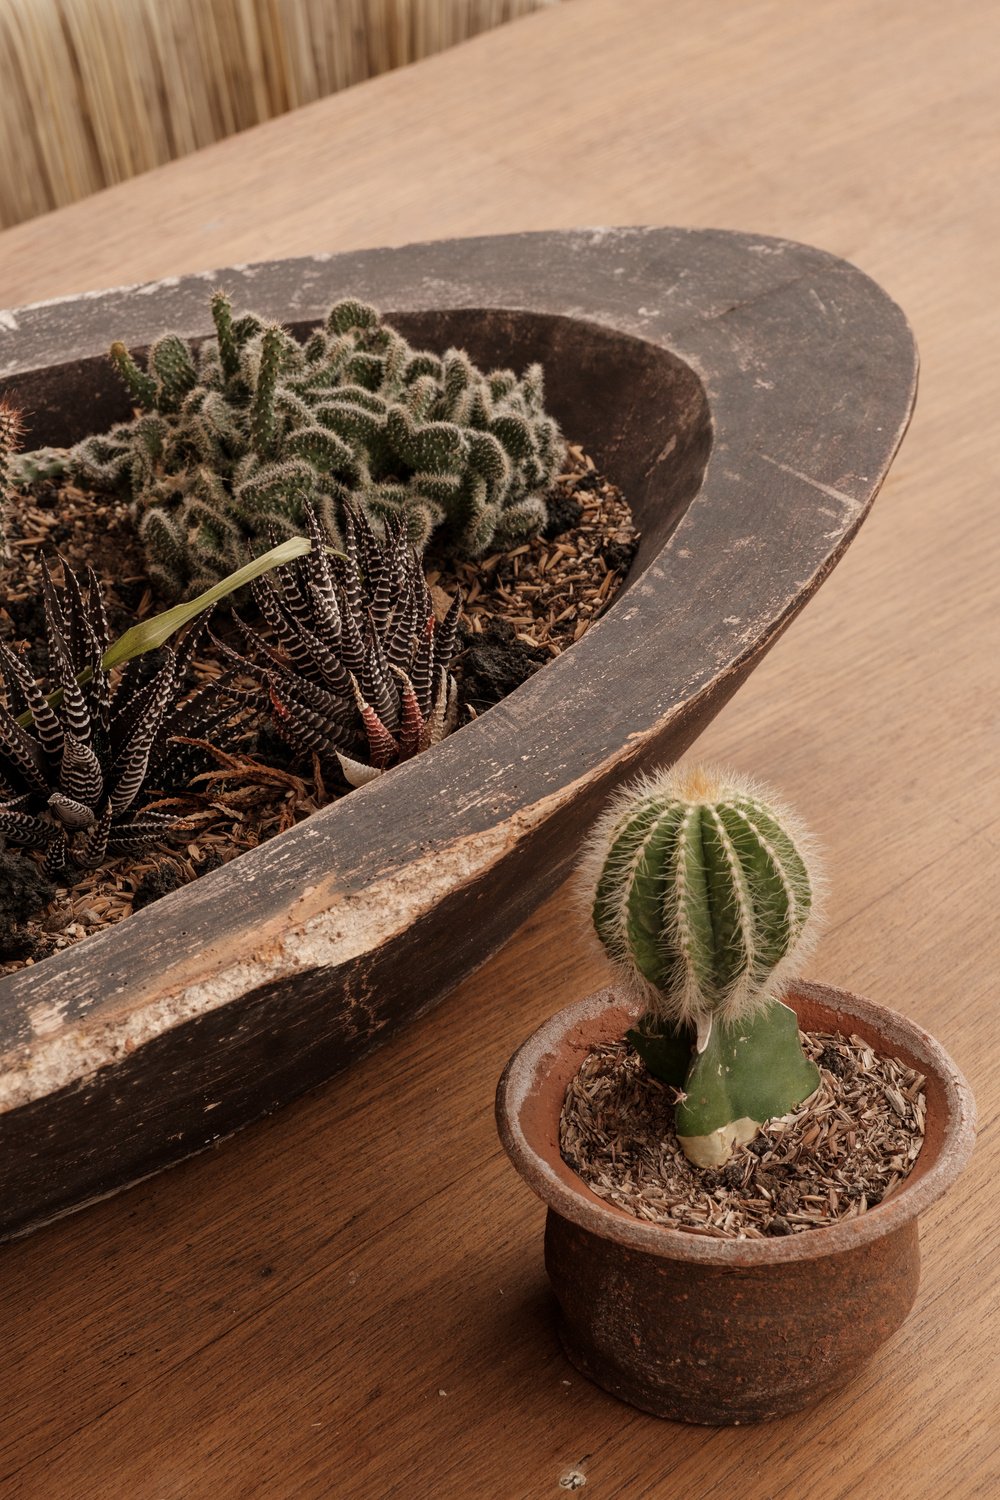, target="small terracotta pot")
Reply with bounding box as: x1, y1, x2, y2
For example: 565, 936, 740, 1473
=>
496, 981, 975, 1425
